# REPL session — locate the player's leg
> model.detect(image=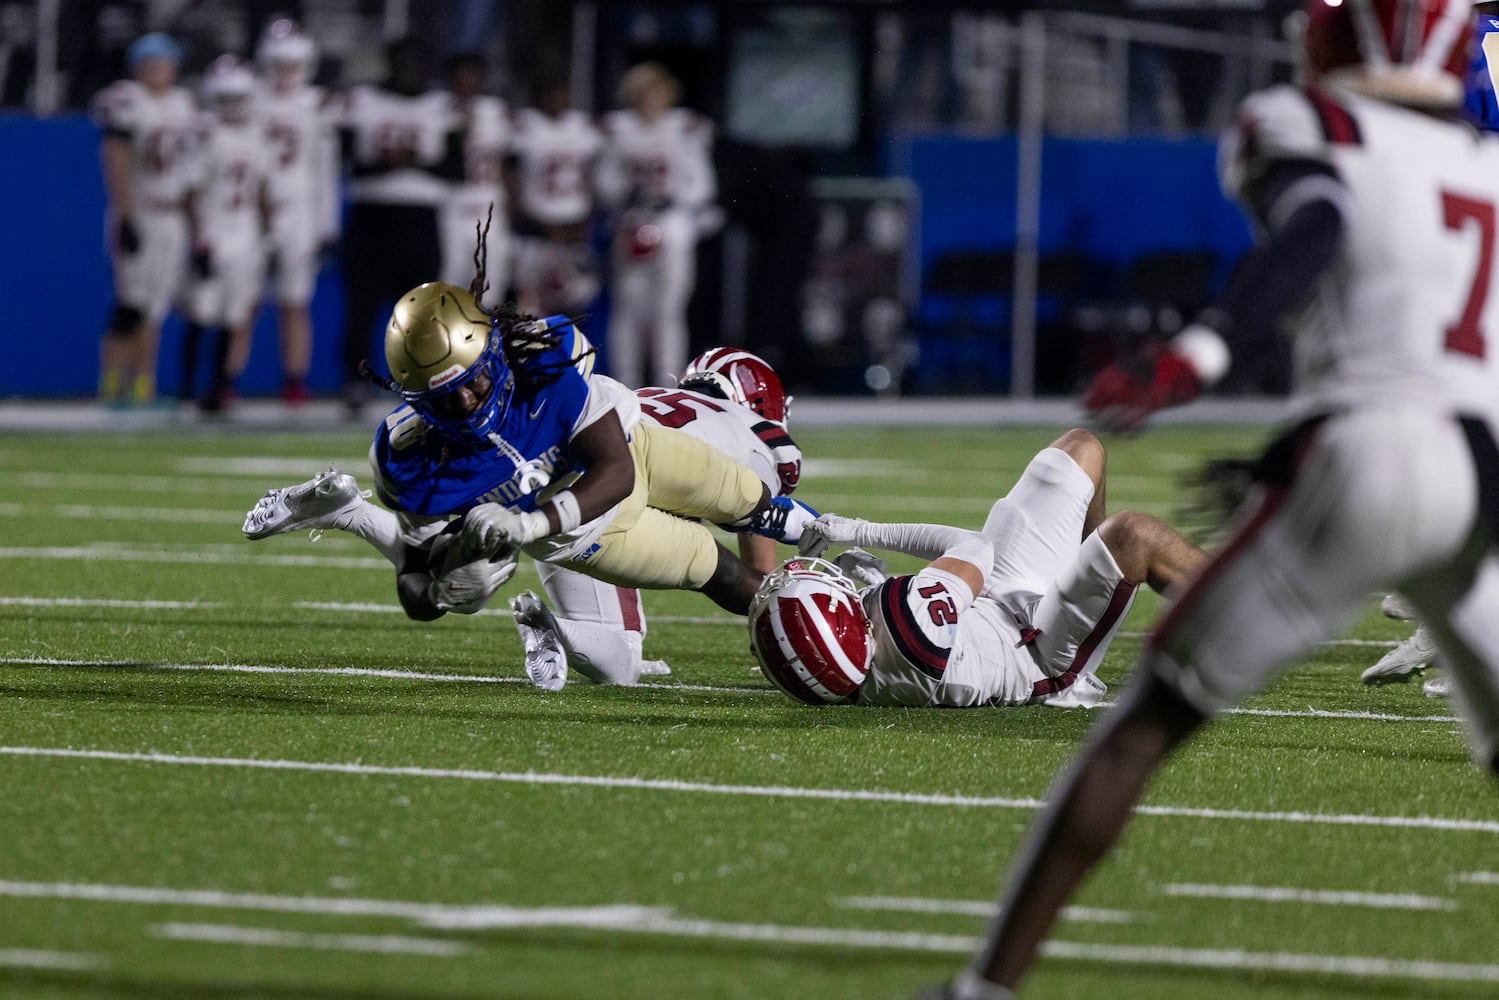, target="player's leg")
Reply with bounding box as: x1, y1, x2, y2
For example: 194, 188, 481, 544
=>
1026, 530, 1138, 702
630, 421, 767, 525
1095, 509, 1207, 595
969, 409, 1477, 992
129, 210, 188, 403
653, 209, 697, 383
271, 213, 317, 403
978, 432, 1101, 615
100, 211, 150, 403
605, 256, 648, 388
532, 560, 659, 685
